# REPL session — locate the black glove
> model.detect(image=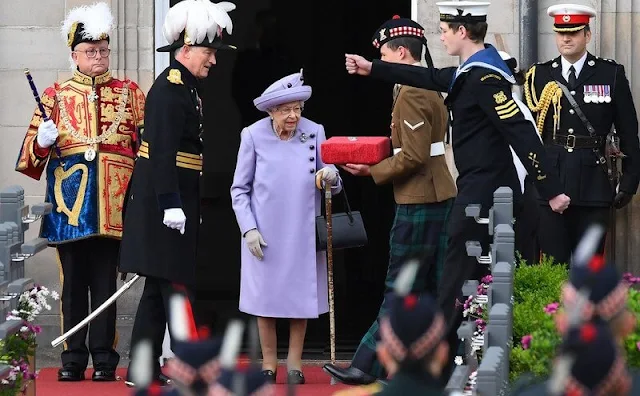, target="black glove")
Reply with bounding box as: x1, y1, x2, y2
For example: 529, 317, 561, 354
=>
614, 191, 634, 209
